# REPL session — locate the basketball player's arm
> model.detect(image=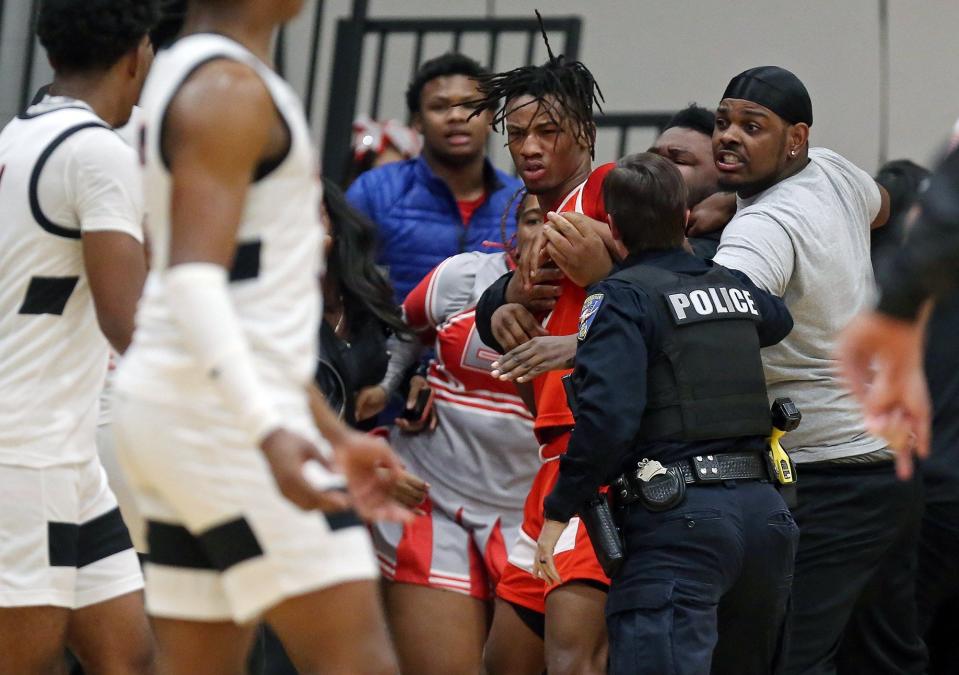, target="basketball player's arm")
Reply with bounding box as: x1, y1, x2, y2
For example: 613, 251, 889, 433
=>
83, 233, 146, 353
162, 60, 347, 513
74, 132, 147, 353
